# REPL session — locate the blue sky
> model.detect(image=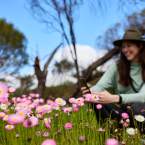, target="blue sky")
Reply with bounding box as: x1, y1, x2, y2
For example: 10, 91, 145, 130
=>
0, 0, 145, 75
